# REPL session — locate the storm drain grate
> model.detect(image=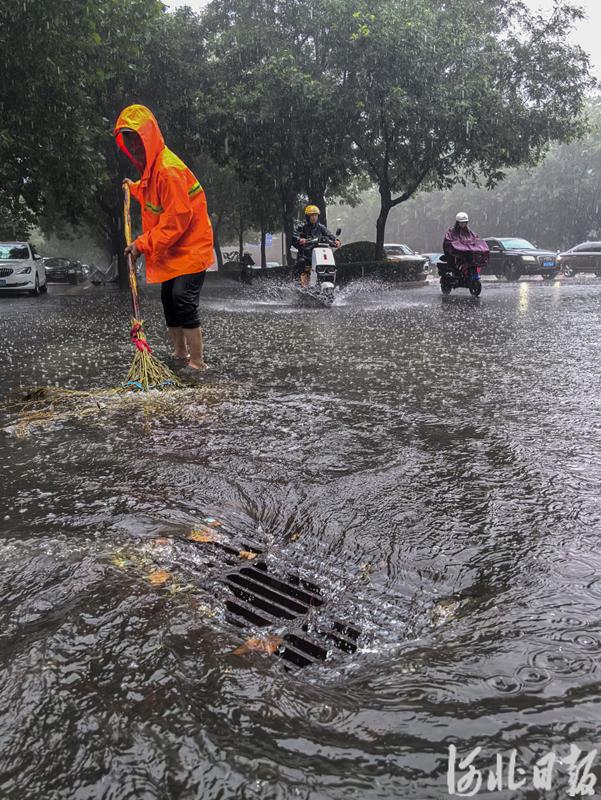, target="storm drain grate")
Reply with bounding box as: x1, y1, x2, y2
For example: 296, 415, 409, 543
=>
185, 521, 361, 667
